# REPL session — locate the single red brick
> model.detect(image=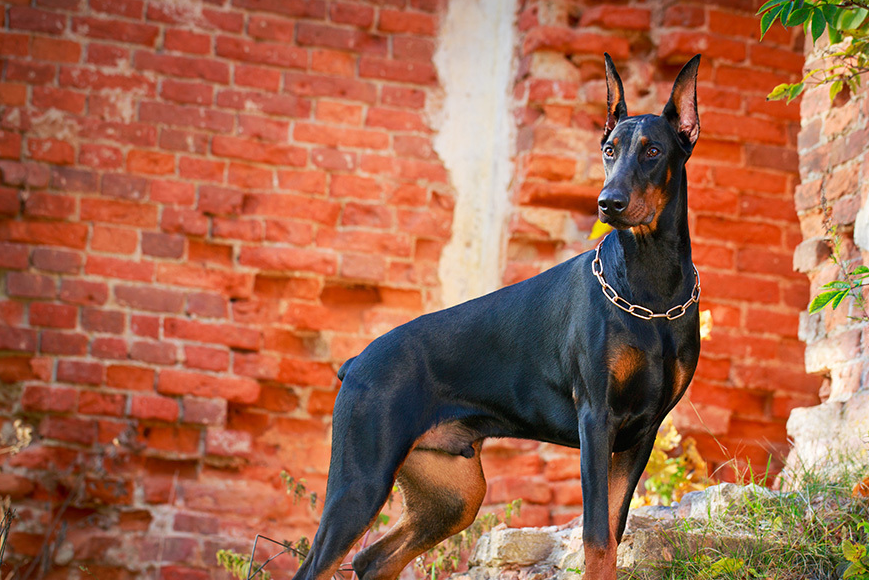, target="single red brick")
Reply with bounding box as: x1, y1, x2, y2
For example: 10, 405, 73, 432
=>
32, 248, 81, 274
215, 35, 306, 68
58, 360, 104, 385
238, 246, 337, 276
40, 330, 87, 355
27, 138, 74, 165
79, 391, 125, 417
215, 89, 311, 117
140, 101, 233, 133
164, 318, 260, 351
71, 16, 159, 46
186, 292, 228, 319
59, 279, 108, 306
8, 7, 66, 34
7, 272, 55, 299
184, 345, 230, 372
40, 416, 96, 446
0, 84, 27, 107
85, 255, 155, 283
378, 9, 436, 35
106, 364, 156, 391
82, 308, 126, 334
205, 429, 252, 457
29, 302, 76, 328
127, 149, 175, 175
130, 341, 177, 366
115, 285, 184, 313
82, 198, 157, 227
182, 396, 227, 426
160, 78, 214, 106
157, 369, 260, 403
234, 64, 281, 91
79, 144, 123, 171
381, 86, 426, 109
212, 135, 307, 166
164, 29, 210, 55
150, 179, 196, 206
23, 192, 75, 219
22, 385, 78, 413
131, 395, 180, 422
212, 218, 263, 242
277, 170, 327, 194
580, 6, 650, 30
91, 225, 139, 254
32, 37, 81, 63
284, 71, 378, 104
32, 86, 85, 114
92, 337, 128, 359
228, 163, 272, 189
158, 130, 208, 155
330, 2, 374, 27
138, 424, 200, 455
141, 232, 184, 259
311, 49, 356, 77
